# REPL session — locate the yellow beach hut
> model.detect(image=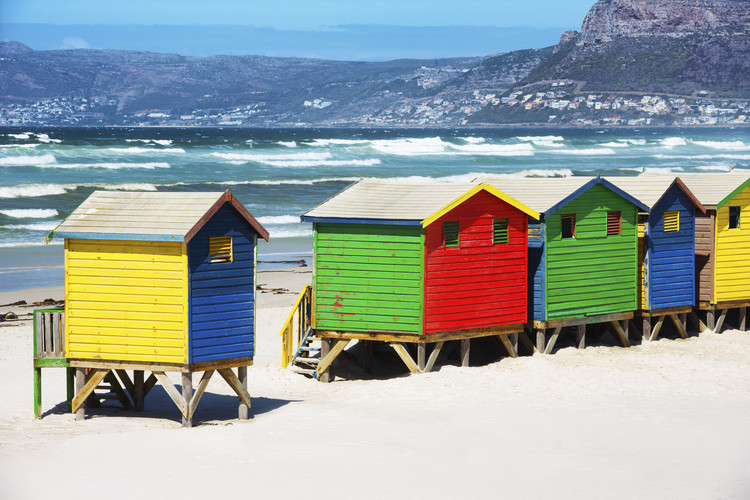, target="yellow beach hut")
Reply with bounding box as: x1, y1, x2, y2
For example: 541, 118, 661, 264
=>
669, 171, 750, 332
48, 189, 269, 426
